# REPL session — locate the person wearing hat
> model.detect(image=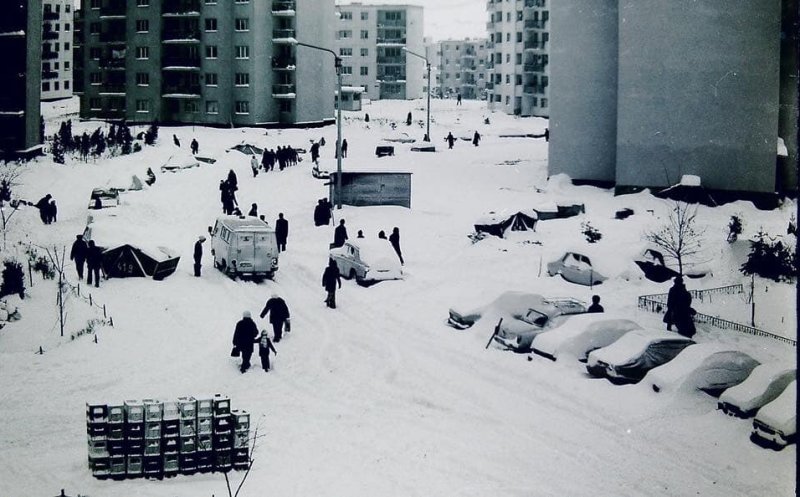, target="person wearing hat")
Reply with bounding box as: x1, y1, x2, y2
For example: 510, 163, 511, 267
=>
232, 311, 259, 373
193, 235, 206, 277
259, 293, 291, 343
258, 329, 278, 372
664, 276, 694, 337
